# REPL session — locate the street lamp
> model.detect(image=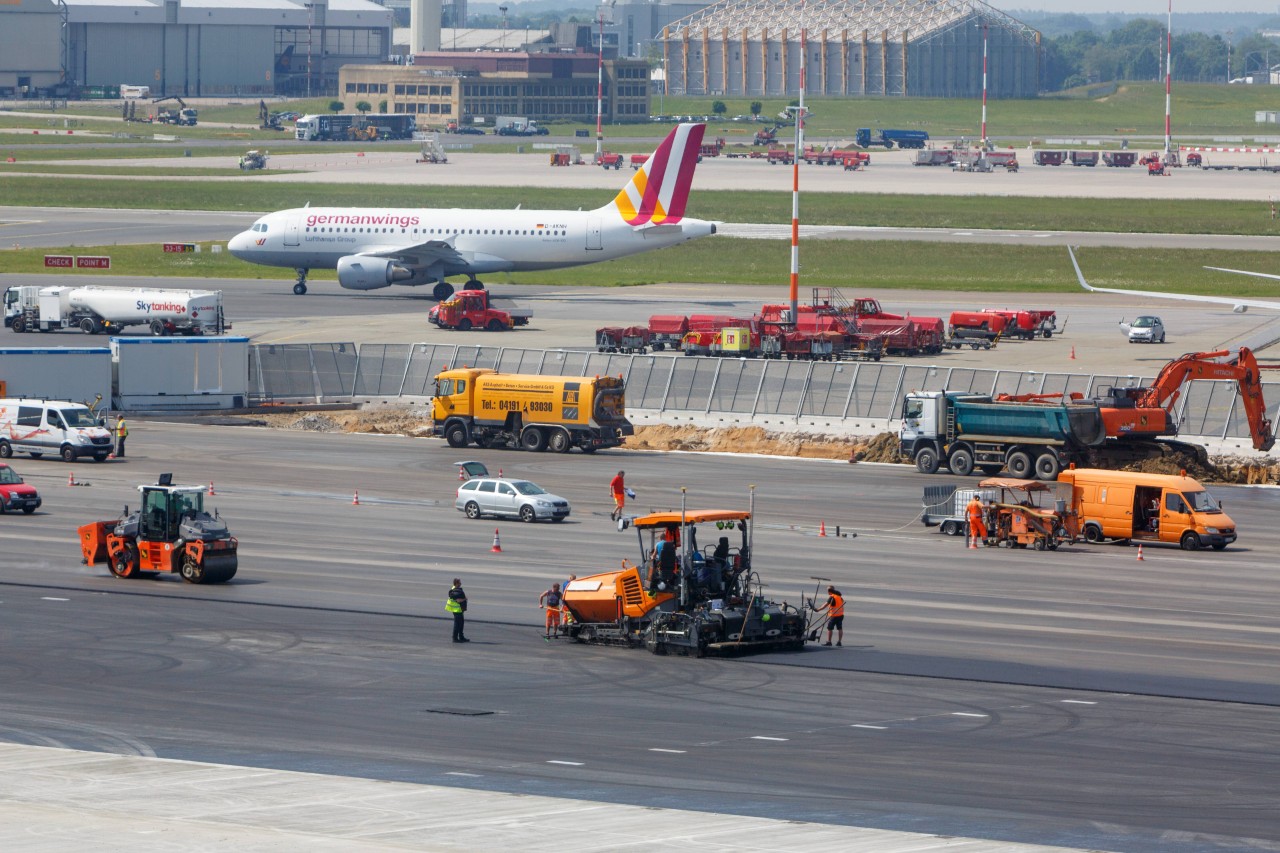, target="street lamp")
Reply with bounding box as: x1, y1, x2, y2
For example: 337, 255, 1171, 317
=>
498, 6, 508, 51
